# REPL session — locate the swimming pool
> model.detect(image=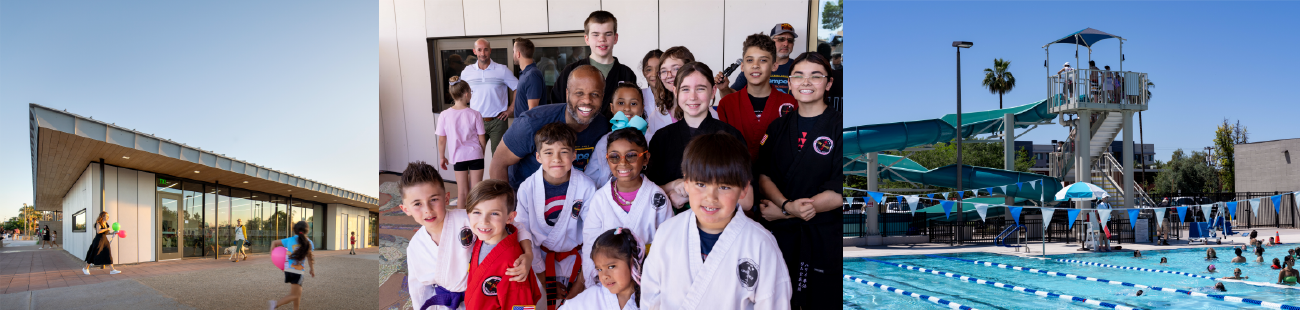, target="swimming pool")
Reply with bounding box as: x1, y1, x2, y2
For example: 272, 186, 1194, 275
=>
844, 247, 1300, 309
